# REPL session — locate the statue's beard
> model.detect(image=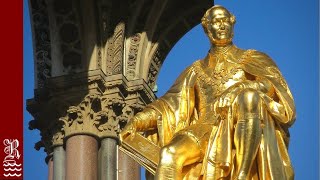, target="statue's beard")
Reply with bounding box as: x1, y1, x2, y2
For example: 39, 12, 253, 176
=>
208, 32, 233, 46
